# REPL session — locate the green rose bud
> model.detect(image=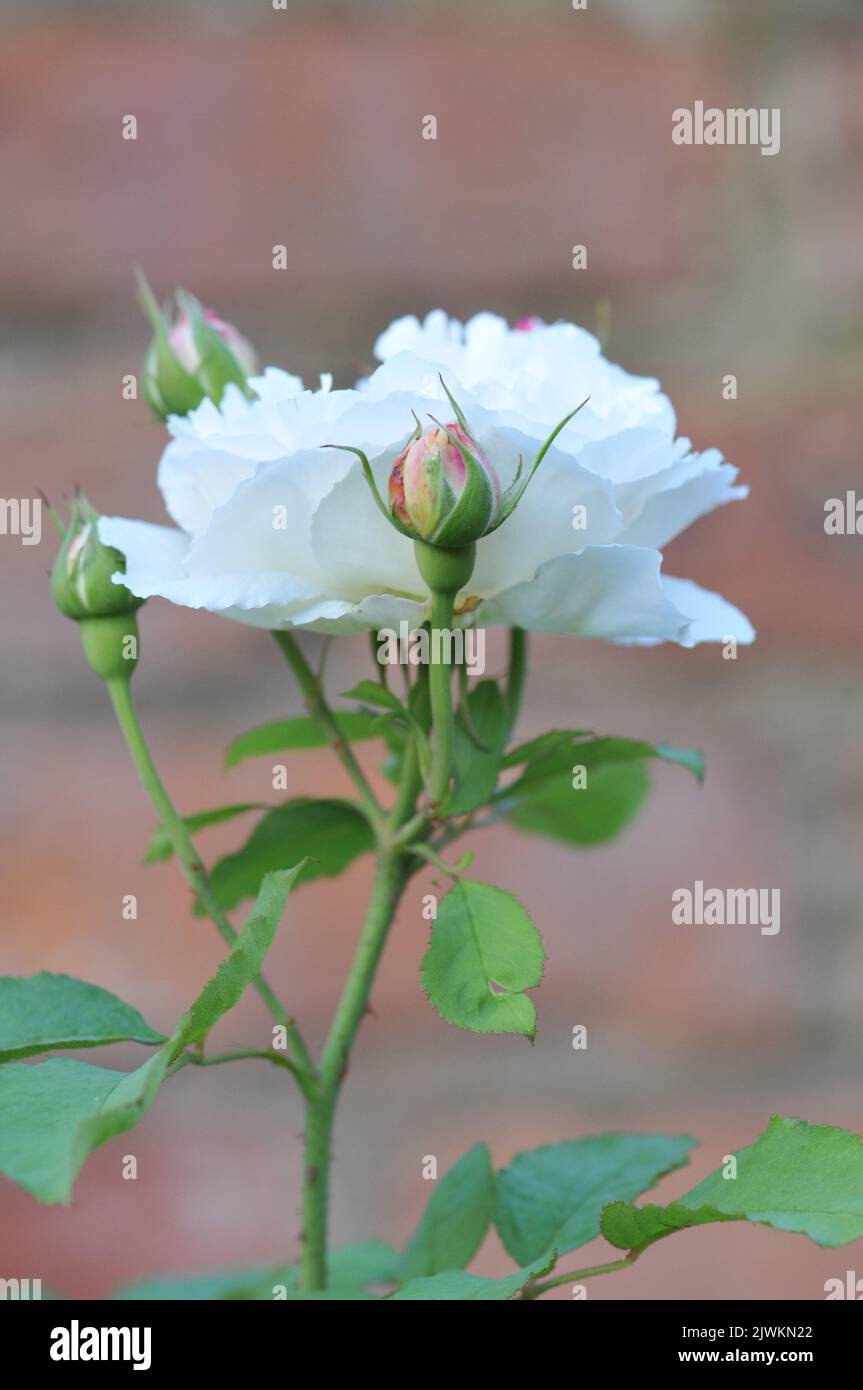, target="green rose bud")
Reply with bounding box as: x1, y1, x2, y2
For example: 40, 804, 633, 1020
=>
136, 270, 258, 421
51, 494, 144, 682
